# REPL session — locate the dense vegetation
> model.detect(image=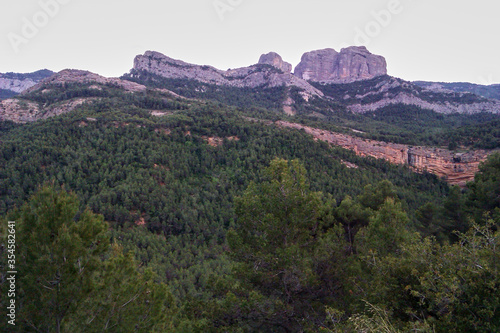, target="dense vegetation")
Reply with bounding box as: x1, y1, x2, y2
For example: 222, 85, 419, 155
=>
1, 153, 498, 332
0, 80, 498, 332
122, 72, 500, 149
123, 69, 288, 111
0, 89, 17, 100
